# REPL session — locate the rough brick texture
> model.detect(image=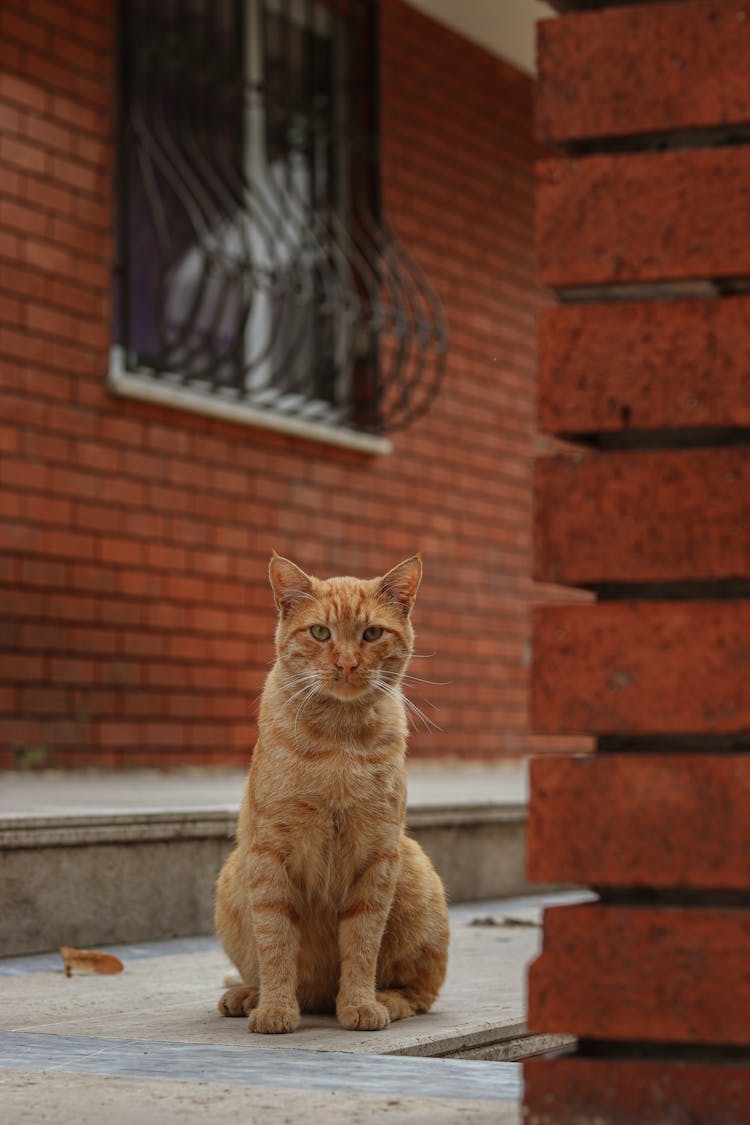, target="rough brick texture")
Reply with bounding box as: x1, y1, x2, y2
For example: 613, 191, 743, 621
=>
538, 296, 750, 435
532, 601, 750, 735
538, 148, 750, 288
524, 1057, 750, 1125
534, 448, 750, 586
527, 1, 750, 1120
529, 903, 750, 1045
537, 1, 750, 146
0, 0, 555, 768
527, 754, 750, 889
